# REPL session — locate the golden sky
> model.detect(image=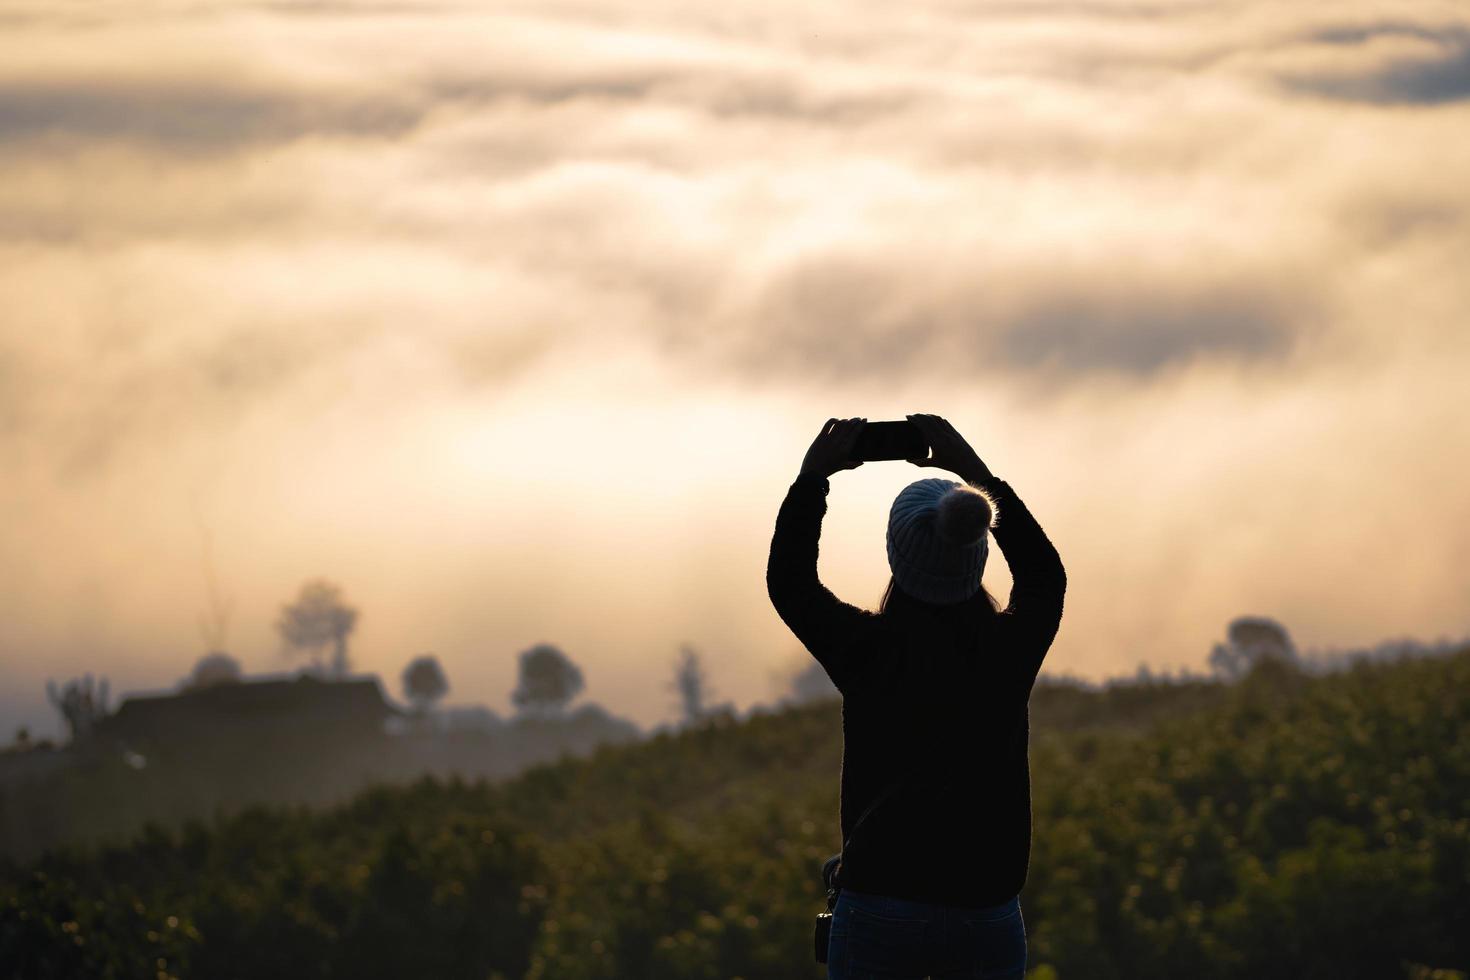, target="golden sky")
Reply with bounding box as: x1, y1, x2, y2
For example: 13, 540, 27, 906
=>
3, 0, 1469, 735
